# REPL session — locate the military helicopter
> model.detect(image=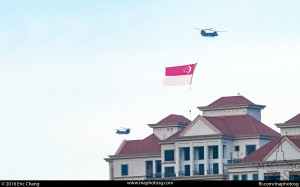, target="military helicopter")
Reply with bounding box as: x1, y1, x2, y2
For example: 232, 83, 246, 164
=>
194, 28, 226, 37
115, 127, 131, 135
